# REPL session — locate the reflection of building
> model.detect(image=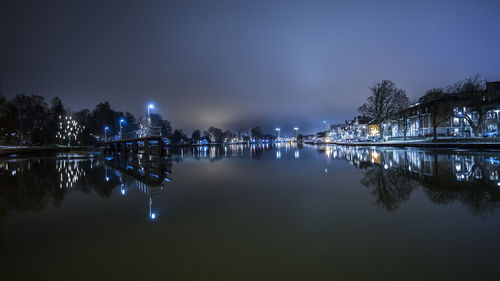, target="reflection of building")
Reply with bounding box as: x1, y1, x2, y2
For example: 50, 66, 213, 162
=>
323, 145, 500, 186
106, 157, 172, 221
